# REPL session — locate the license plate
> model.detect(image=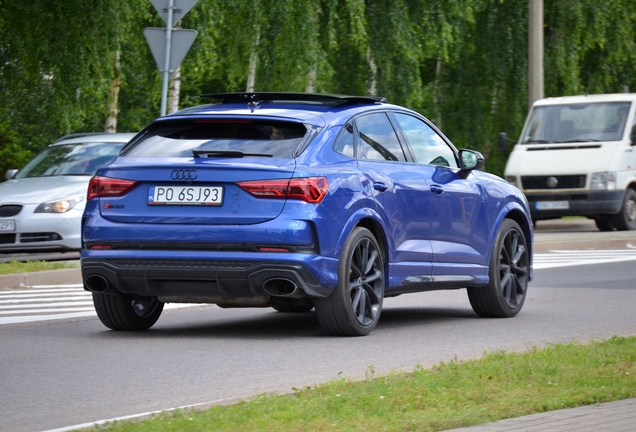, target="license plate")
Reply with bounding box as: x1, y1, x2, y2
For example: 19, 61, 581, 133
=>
148, 186, 223, 206
535, 201, 569, 210
0, 220, 15, 232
